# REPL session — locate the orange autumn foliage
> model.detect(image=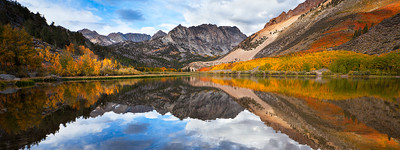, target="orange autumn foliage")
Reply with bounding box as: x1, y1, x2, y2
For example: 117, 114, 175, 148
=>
308, 0, 400, 52
211, 50, 400, 75
198, 67, 212, 72
212, 50, 369, 72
